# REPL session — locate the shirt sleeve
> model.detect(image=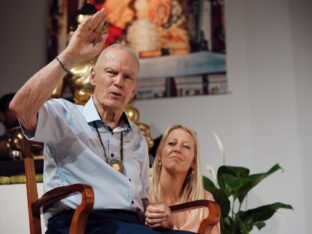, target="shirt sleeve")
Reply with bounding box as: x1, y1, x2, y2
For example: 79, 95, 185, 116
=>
20, 99, 72, 144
